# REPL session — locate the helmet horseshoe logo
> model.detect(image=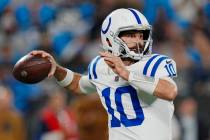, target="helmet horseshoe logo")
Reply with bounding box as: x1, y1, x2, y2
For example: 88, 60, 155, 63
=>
102, 17, 111, 34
